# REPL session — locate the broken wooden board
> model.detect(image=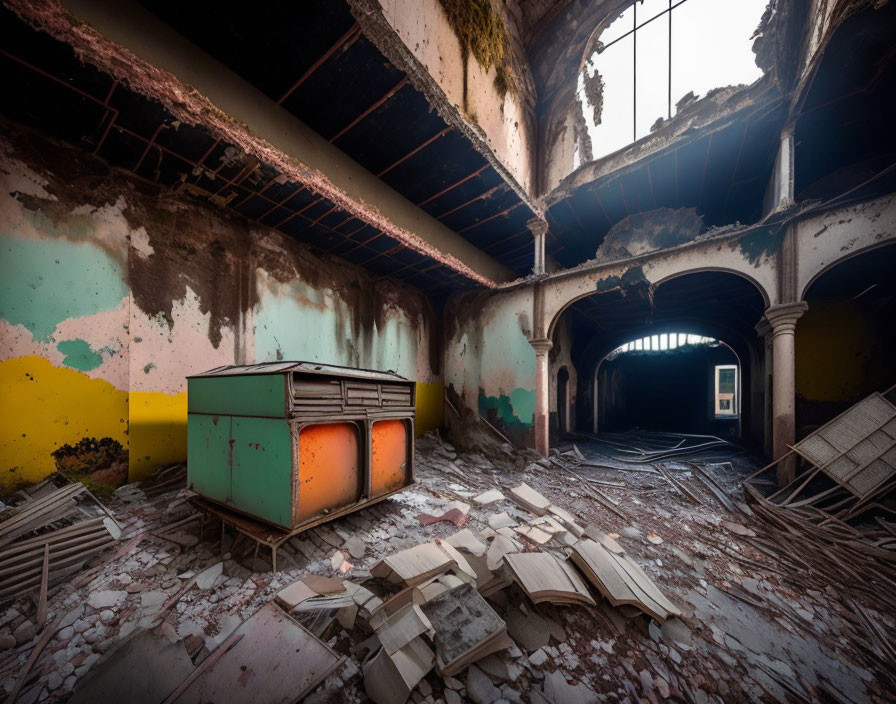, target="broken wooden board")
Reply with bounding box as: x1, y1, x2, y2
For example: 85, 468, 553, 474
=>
510, 483, 551, 516
422, 584, 511, 676
503, 552, 595, 606
370, 541, 464, 586
275, 580, 317, 610
792, 392, 896, 499
0, 516, 118, 603
175, 603, 343, 704
570, 539, 680, 622
376, 603, 434, 655
69, 628, 194, 704
363, 636, 434, 704
0, 483, 88, 547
